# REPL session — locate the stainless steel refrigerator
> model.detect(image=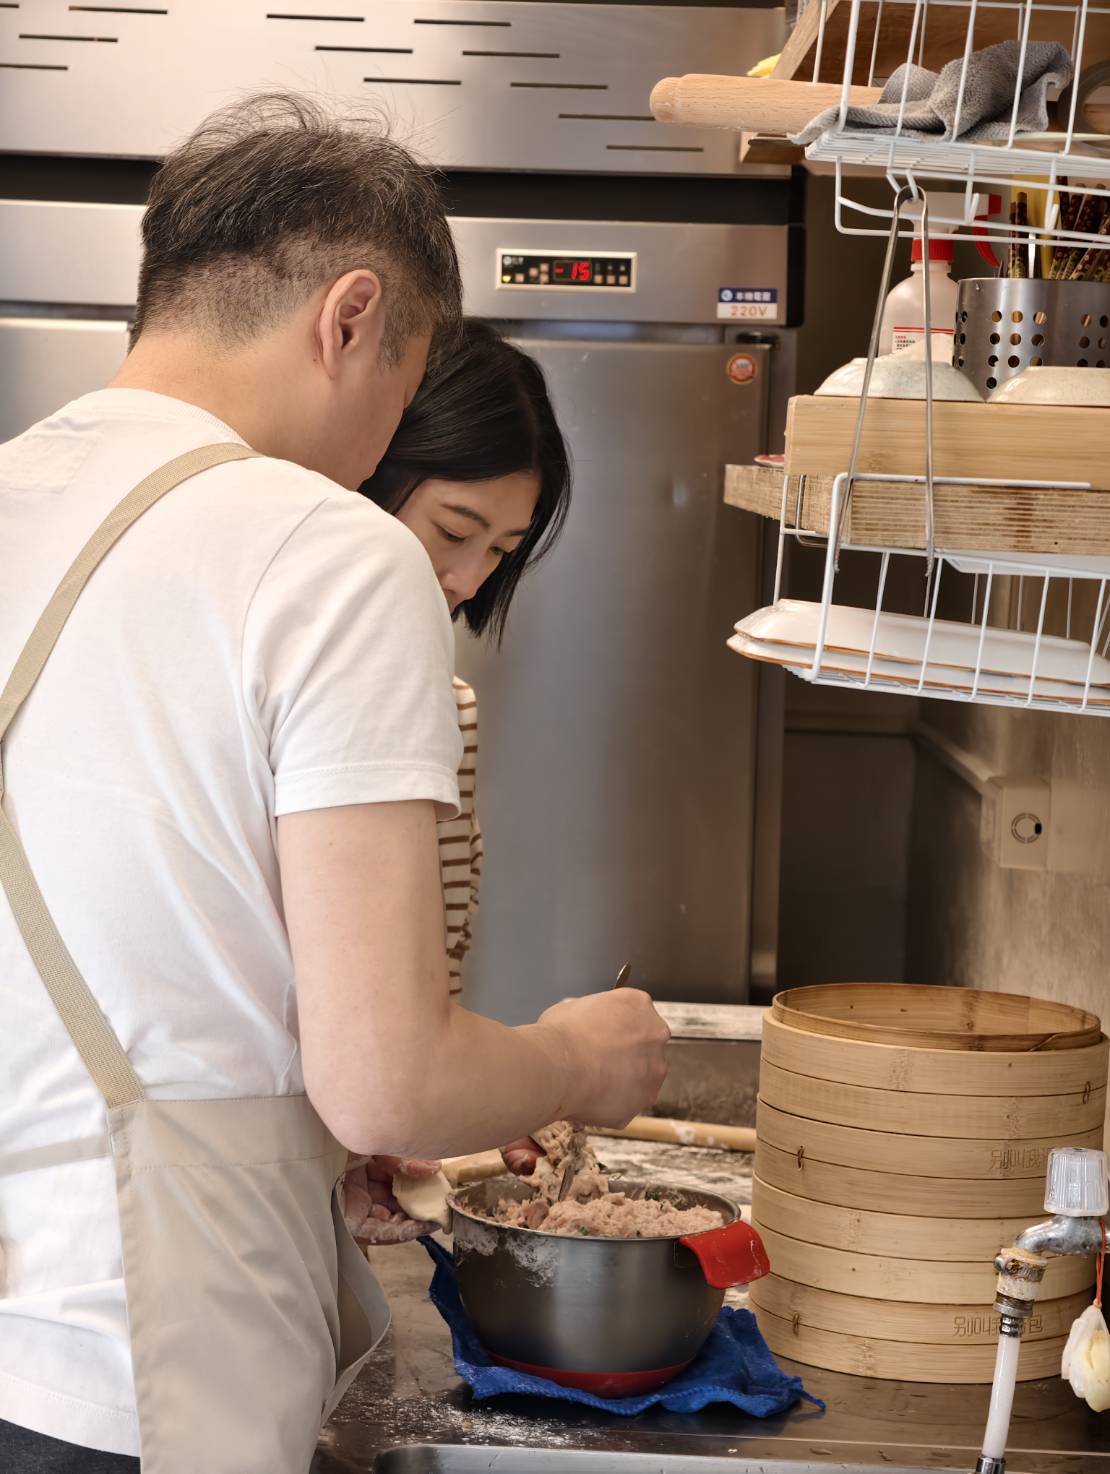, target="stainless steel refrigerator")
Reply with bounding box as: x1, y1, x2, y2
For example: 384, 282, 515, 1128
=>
450, 215, 794, 1020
